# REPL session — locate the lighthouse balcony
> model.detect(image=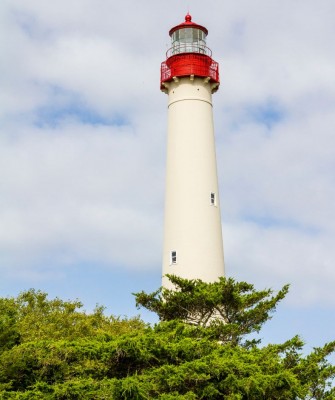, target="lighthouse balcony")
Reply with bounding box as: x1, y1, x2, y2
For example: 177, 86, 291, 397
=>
160, 52, 219, 91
